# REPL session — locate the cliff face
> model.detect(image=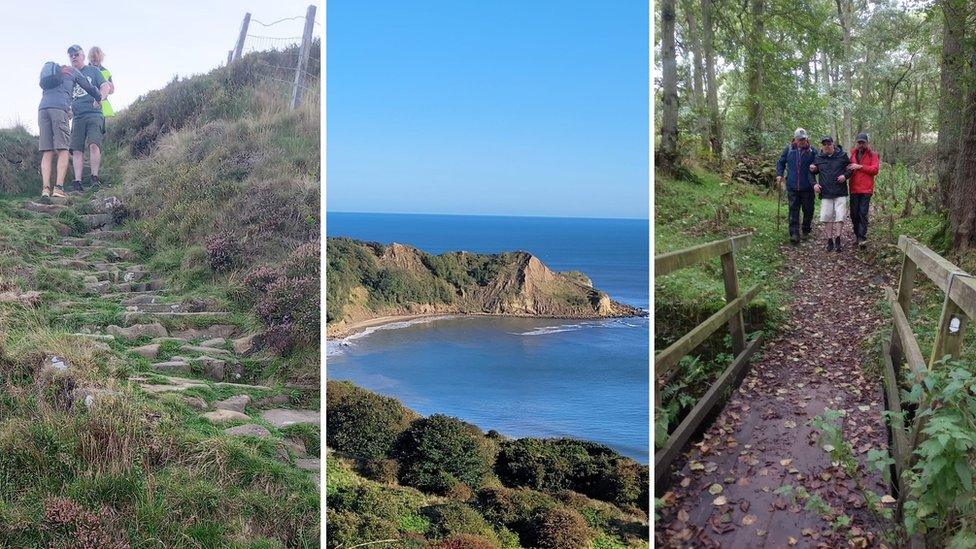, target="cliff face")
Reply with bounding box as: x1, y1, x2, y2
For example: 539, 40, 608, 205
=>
326, 238, 644, 330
